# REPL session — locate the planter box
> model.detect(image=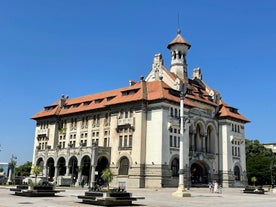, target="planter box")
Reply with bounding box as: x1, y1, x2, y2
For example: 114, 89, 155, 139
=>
78, 191, 144, 206
10, 185, 64, 197
243, 186, 265, 194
